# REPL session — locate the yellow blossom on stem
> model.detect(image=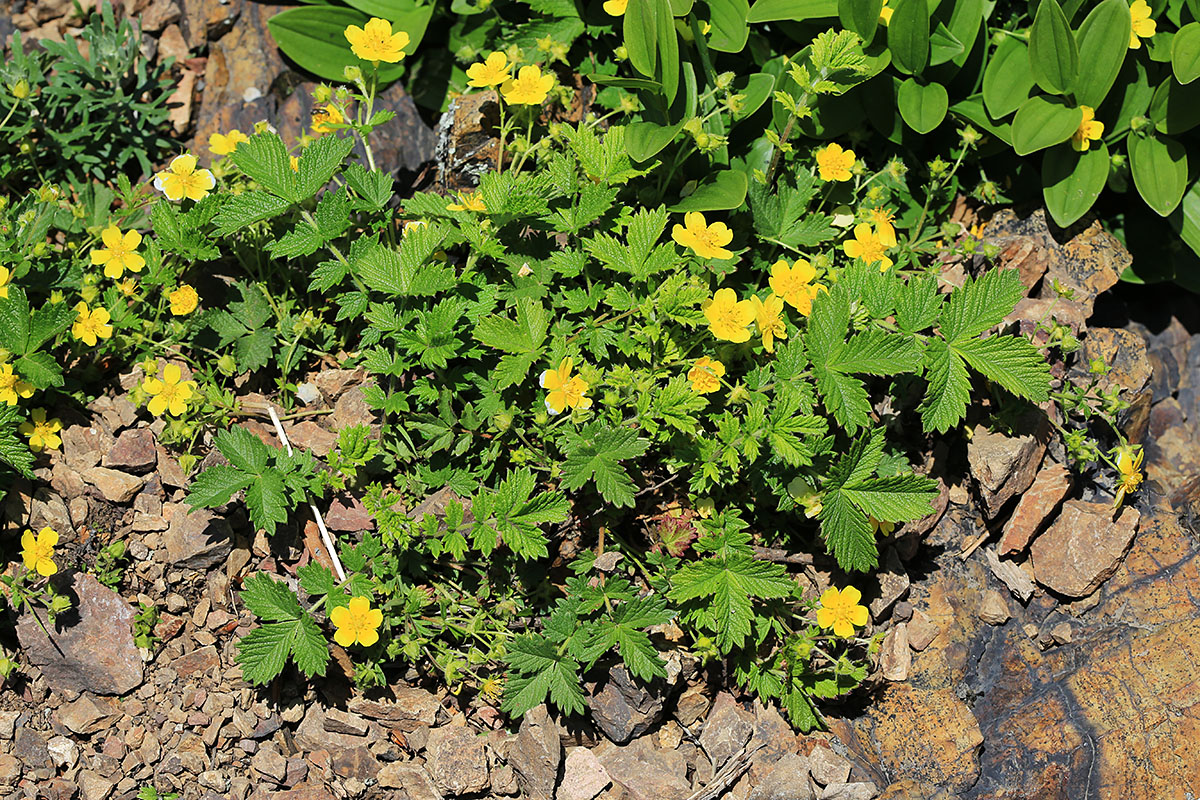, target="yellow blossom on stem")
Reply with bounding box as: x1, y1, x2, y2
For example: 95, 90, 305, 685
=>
1129, 0, 1155, 48
501, 65, 556, 105
842, 223, 894, 272
478, 677, 503, 702
142, 364, 197, 417
604, 0, 629, 14
702, 288, 754, 343
21, 527, 58, 577
768, 259, 821, 315
72, 302, 113, 347
815, 142, 855, 182
1071, 105, 1105, 152
169, 284, 199, 316
687, 356, 726, 394
750, 294, 788, 353
344, 18, 410, 63
466, 52, 512, 87
0, 364, 33, 406
1112, 444, 1144, 507
868, 207, 897, 247
672, 212, 734, 260
329, 596, 384, 647
19, 408, 62, 452
816, 585, 869, 638
153, 154, 215, 202
312, 104, 346, 135
879, 0, 894, 24
540, 357, 592, 415
0, 265, 10, 298
289, 155, 299, 172
90, 225, 145, 279
447, 192, 487, 212
209, 129, 249, 156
